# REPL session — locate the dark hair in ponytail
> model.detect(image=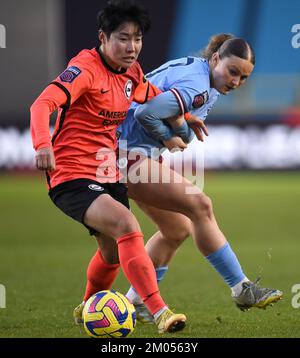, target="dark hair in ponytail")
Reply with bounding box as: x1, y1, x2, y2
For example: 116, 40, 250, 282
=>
201, 33, 255, 65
